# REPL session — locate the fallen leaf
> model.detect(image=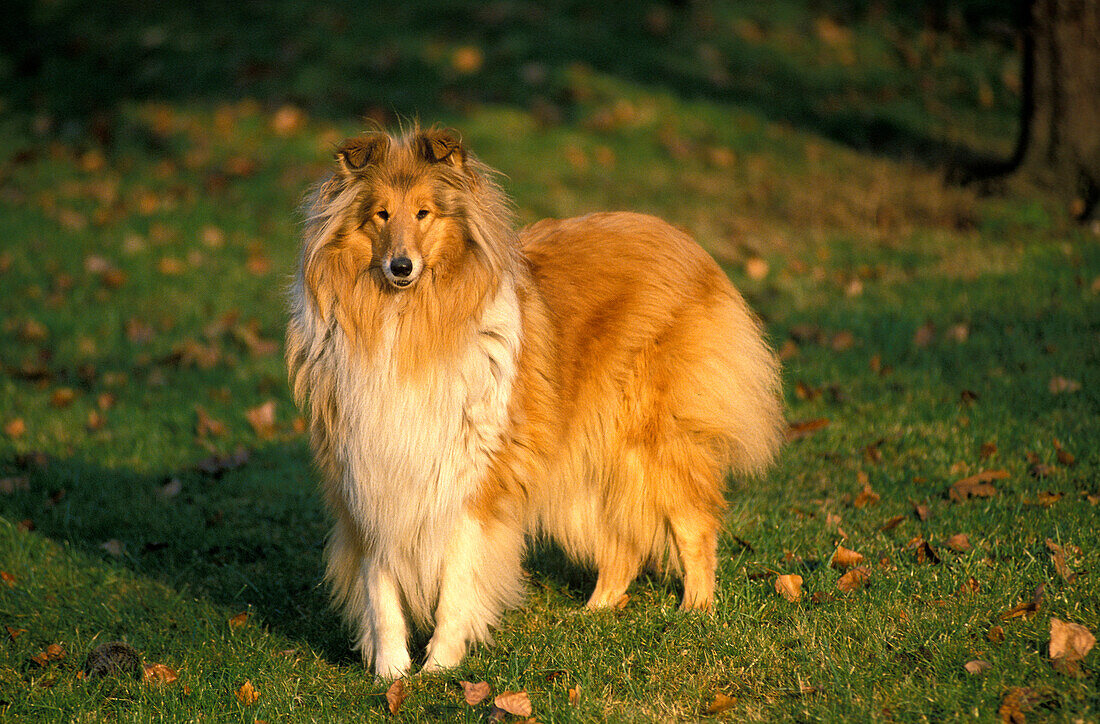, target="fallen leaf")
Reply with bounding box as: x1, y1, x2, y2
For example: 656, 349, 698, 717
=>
100, 539, 125, 557
494, 691, 532, 717
568, 685, 580, 706
7, 626, 26, 640
775, 574, 803, 602
142, 663, 179, 685
4, 418, 26, 439
1048, 376, 1081, 394
837, 567, 870, 592
271, 105, 306, 136
196, 446, 250, 475
913, 322, 935, 347
386, 679, 406, 714
964, 660, 991, 675
987, 625, 1005, 643
50, 387, 76, 408
236, 680, 259, 705
156, 478, 182, 501
788, 418, 829, 439
831, 330, 856, 351
998, 687, 1039, 723
246, 401, 277, 438
980, 442, 998, 459
1044, 539, 1075, 582
461, 680, 490, 706
0, 476, 30, 494
907, 537, 941, 564
1053, 440, 1075, 466
879, 514, 905, 532
1031, 490, 1062, 506
1049, 618, 1095, 675
949, 470, 1007, 502
228, 612, 250, 629
958, 577, 981, 596
704, 692, 737, 715
745, 257, 769, 280
195, 406, 227, 438
830, 546, 864, 570
911, 501, 929, 521
999, 583, 1044, 621
613, 593, 630, 610
852, 473, 879, 508
946, 534, 972, 552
